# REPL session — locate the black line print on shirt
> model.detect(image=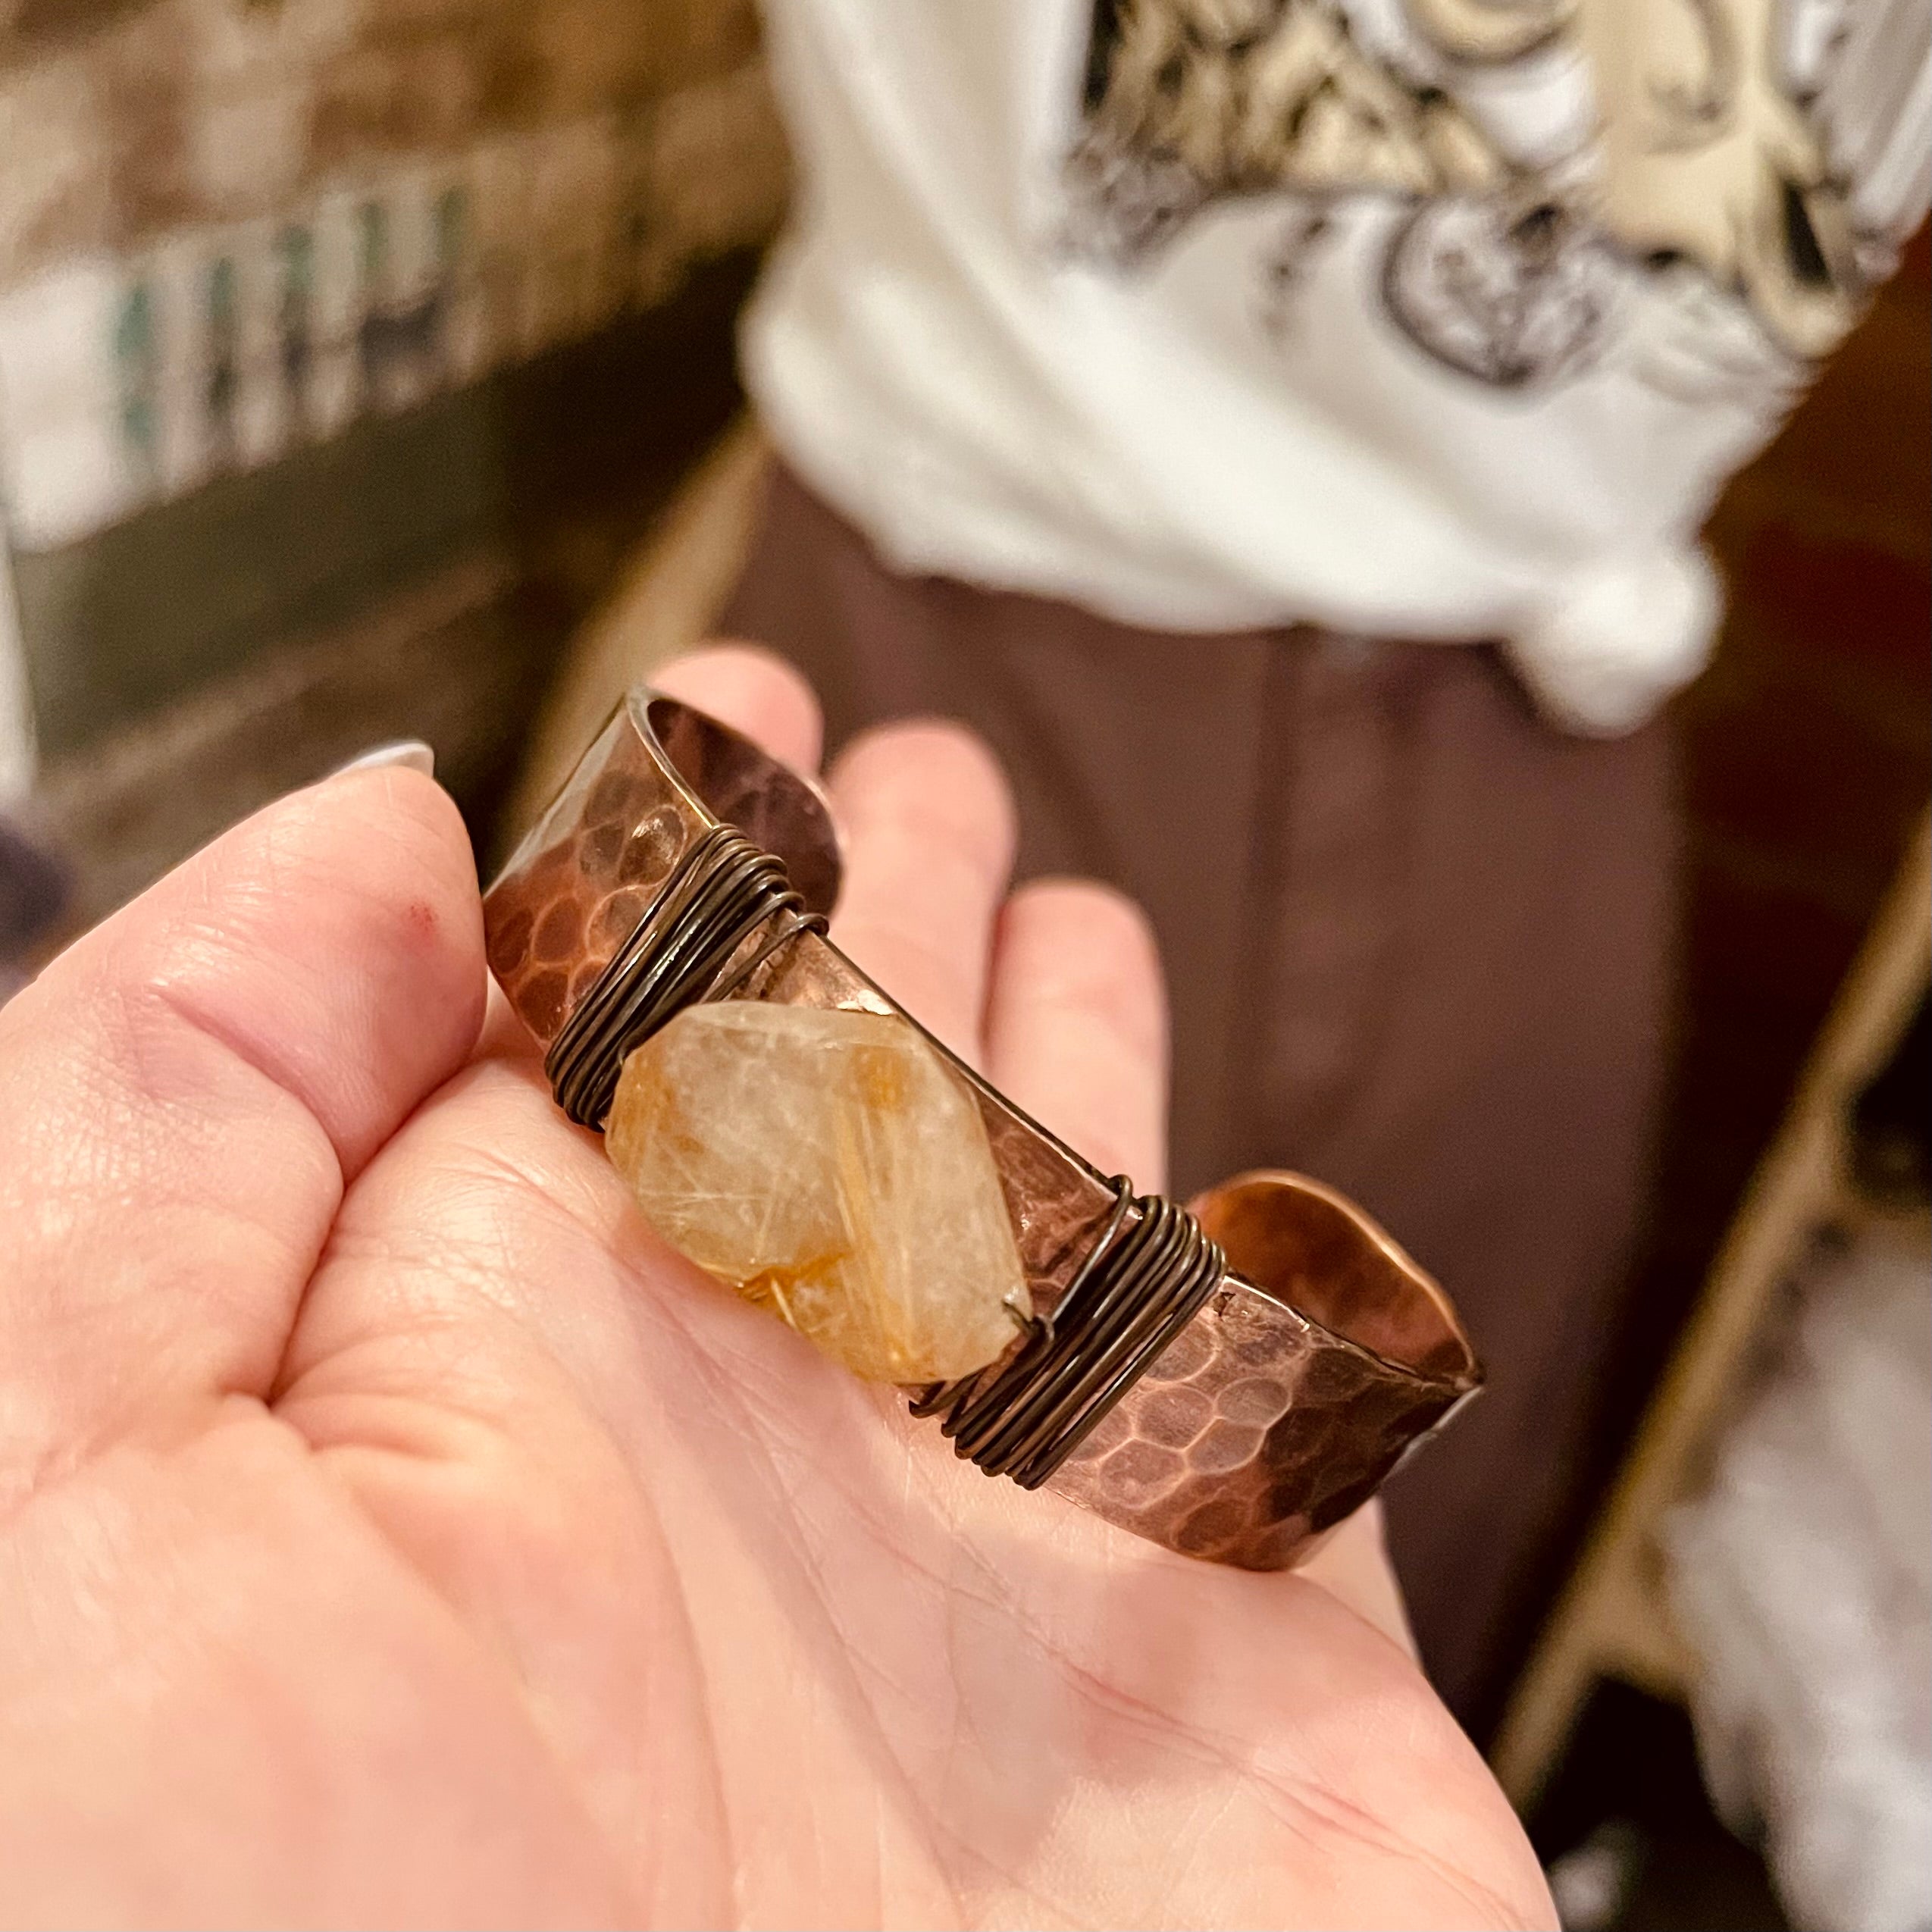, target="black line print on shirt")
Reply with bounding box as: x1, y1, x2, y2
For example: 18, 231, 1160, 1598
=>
1063, 0, 1927, 393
